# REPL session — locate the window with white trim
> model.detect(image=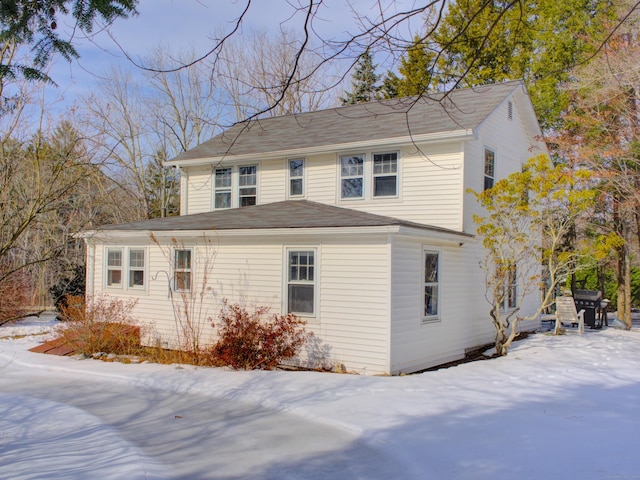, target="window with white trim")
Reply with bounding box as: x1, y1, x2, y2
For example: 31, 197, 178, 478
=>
238, 165, 257, 206
504, 263, 517, 309
287, 249, 316, 315
373, 152, 398, 197
214, 167, 232, 209
484, 147, 495, 191
340, 154, 364, 199
423, 249, 440, 321
174, 249, 192, 292
106, 248, 123, 287
128, 249, 145, 288
288, 159, 304, 197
